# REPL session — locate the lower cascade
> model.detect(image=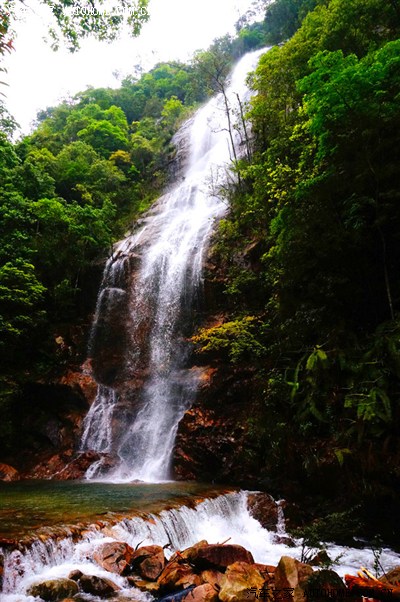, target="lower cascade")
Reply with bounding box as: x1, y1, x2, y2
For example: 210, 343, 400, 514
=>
80, 48, 266, 482
2, 490, 399, 601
